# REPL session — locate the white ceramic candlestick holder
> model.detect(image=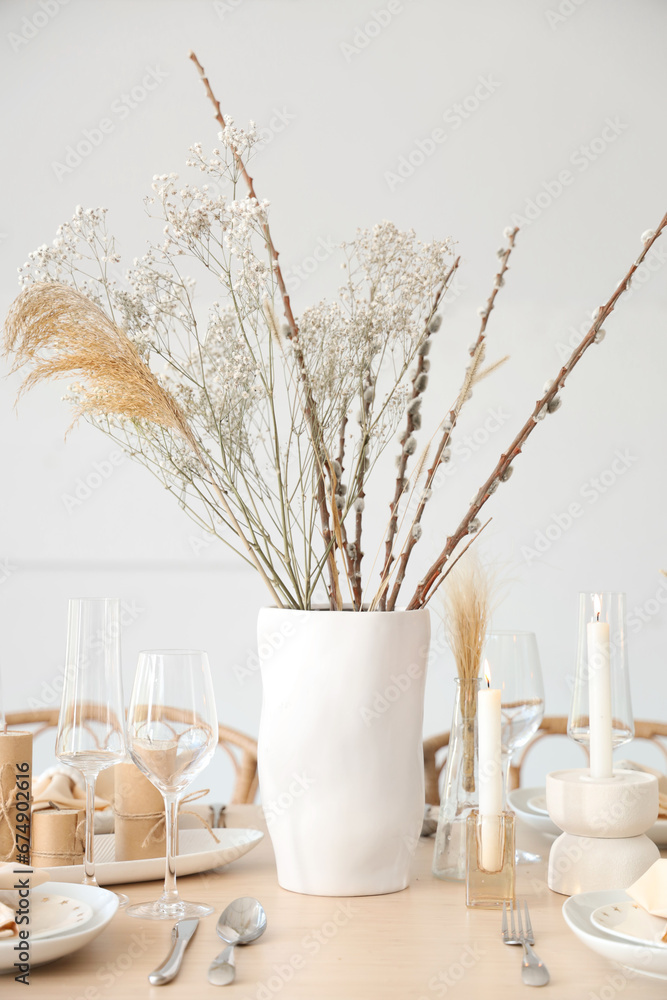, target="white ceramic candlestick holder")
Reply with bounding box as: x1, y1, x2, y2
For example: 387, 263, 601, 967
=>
546, 768, 659, 896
